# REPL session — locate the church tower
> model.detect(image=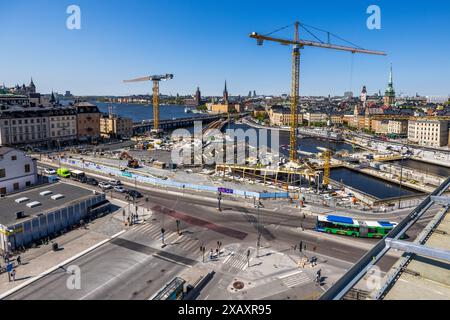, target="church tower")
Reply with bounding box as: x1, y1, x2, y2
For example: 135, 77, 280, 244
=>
384, 65, 396, 107
223, 80, 229, 104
